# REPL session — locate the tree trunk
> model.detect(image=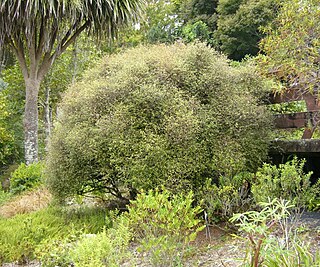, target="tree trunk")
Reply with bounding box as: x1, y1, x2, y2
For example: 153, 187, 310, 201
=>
44, 86, 52, 151
24, 78, 40, 165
